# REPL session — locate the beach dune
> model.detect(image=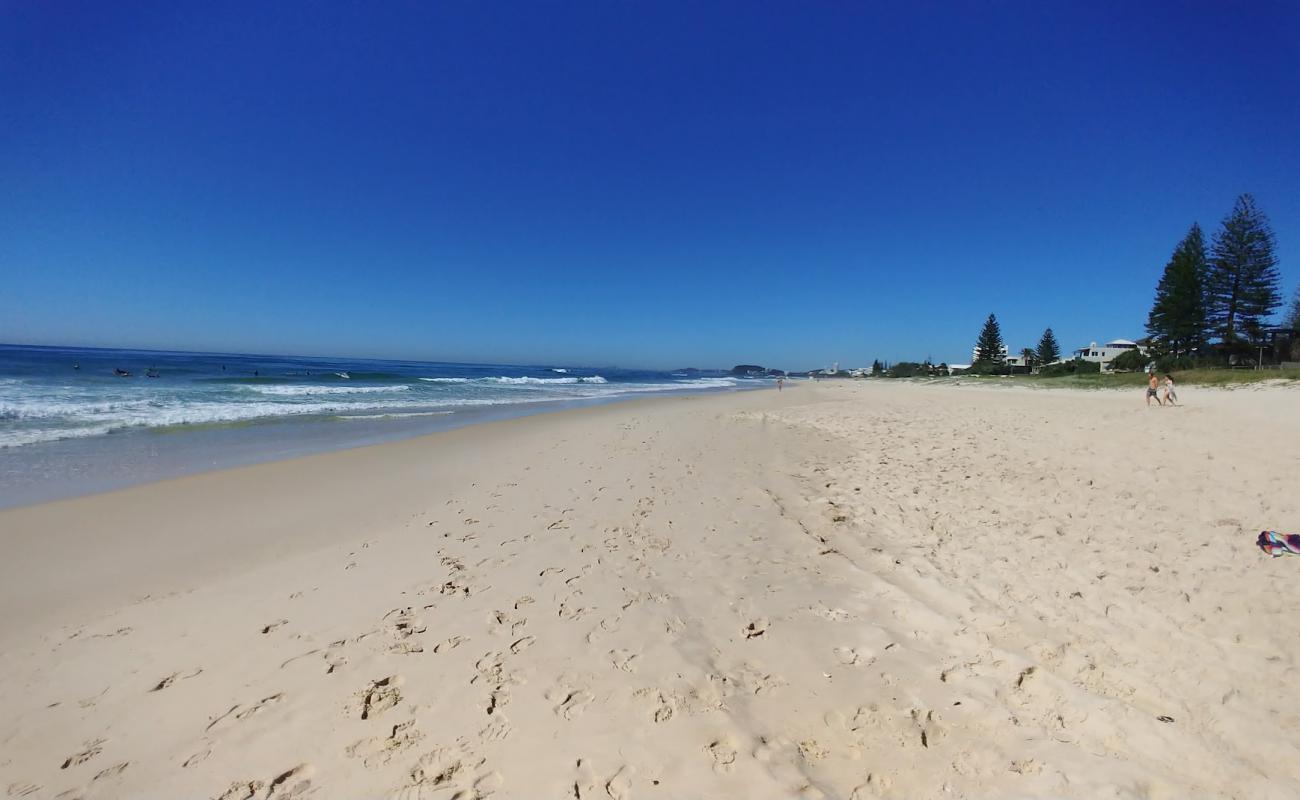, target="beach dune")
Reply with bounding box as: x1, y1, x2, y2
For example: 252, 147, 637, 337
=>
1, 381, 1298, 799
